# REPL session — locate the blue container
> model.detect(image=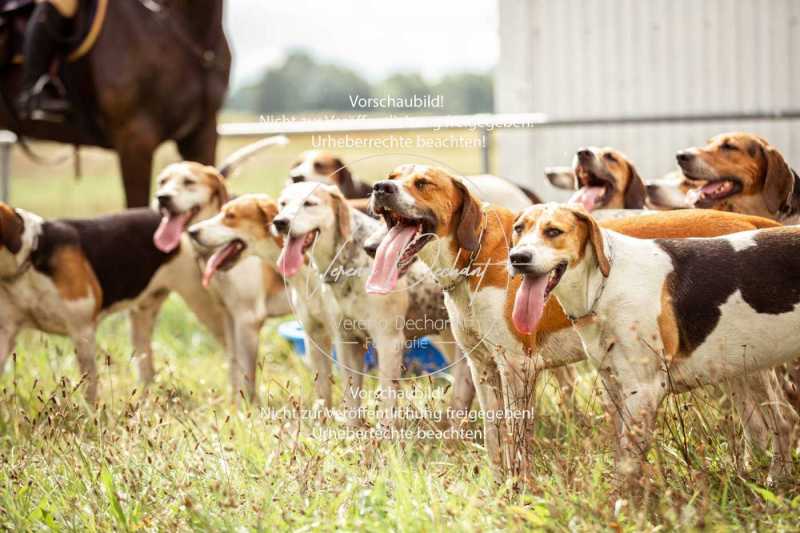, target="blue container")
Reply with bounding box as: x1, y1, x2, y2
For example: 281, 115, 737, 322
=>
277, 320, 448, 375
